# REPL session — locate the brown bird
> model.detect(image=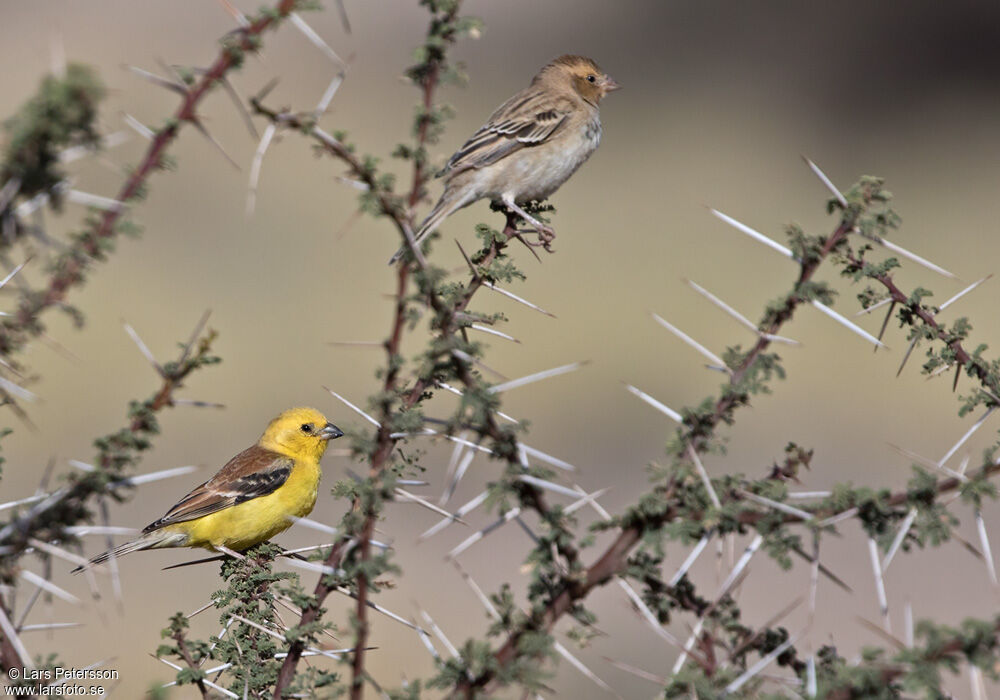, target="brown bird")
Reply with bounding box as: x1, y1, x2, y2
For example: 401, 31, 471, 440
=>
389, 54, 619, 264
